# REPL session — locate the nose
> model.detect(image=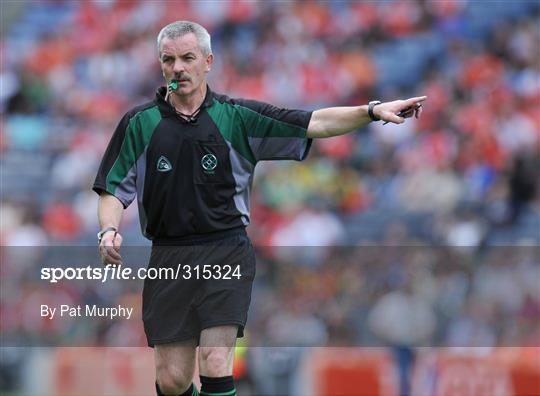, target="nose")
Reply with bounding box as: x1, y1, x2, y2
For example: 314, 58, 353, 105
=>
173, 59, 185, 74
